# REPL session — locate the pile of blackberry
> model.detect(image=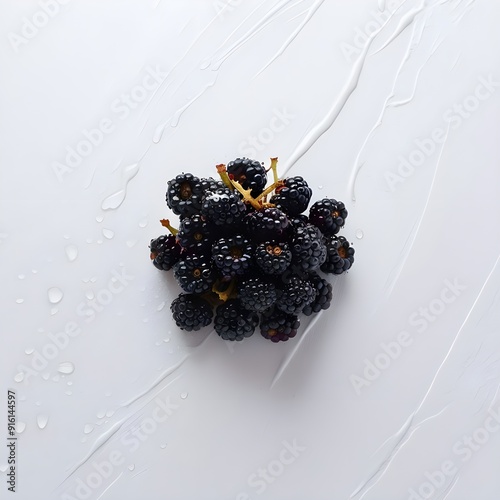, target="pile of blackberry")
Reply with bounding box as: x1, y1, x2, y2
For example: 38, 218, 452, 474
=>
149, 157, 355, 342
